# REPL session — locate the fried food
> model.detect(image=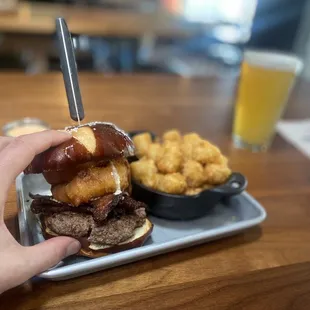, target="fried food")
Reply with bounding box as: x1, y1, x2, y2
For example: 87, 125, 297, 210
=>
132, 132, 152, 157
156, 173, 187, 195
182, 160, 205, 187
131, 130, 231, 195
213, 154, 228, 166
51, 184, 70, 204
146, 143, 163, 163
192, 141, 221, 164
157, 141, 182, 173
152, 173, 164, 189
204, 164, 231, 185
181, 133, 203, 160
163, 129, 182, 143
181, 133, 221, 164
185, 188, 202, 196
52, 158, 130, 206
183, 133, 202, 145
130, 158, 157, 187
181, 141, 193, 160
202, 184, 214, 190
